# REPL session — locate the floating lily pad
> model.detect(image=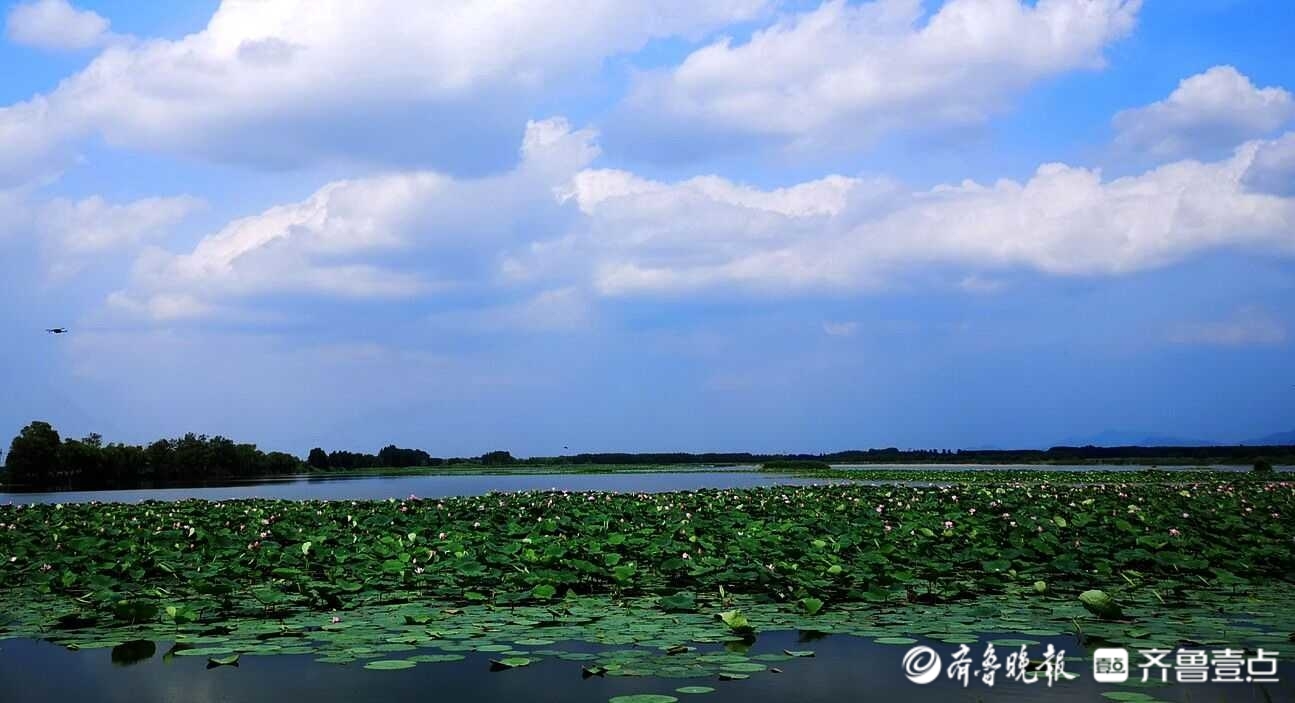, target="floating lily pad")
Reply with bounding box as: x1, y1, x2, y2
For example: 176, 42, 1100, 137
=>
206, 654, 240, 668
408, 653, 465, 663
989, 639, 1040, 647
173, 647, 236, 657
489, 657, 532, 669
718, 662, 765, 672
363, 659, 417, 671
